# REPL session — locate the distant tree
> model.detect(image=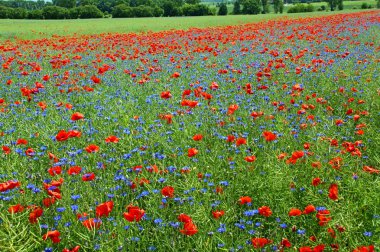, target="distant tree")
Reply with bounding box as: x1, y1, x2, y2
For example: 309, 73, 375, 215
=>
10, 7, 27, 18
241, 0, 261, 14
77, 0, 98, 6
181, 3, 212, 16
162, 1, 182, 16
326, 0, 338, 11
42, 5, 69, 19
185, 0, 201, 5
0, 5, 13, 18
232, 0, 241, 14
337, 0, 343, 10
261, 0, 269, 13
112, 3, 133, 17
52, 0, 76, 8
273, 0, 280, 13
77, 5, 103, 18
28, 9, 43, 19
218, 2, 227, 15
279, 0, 283, 13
